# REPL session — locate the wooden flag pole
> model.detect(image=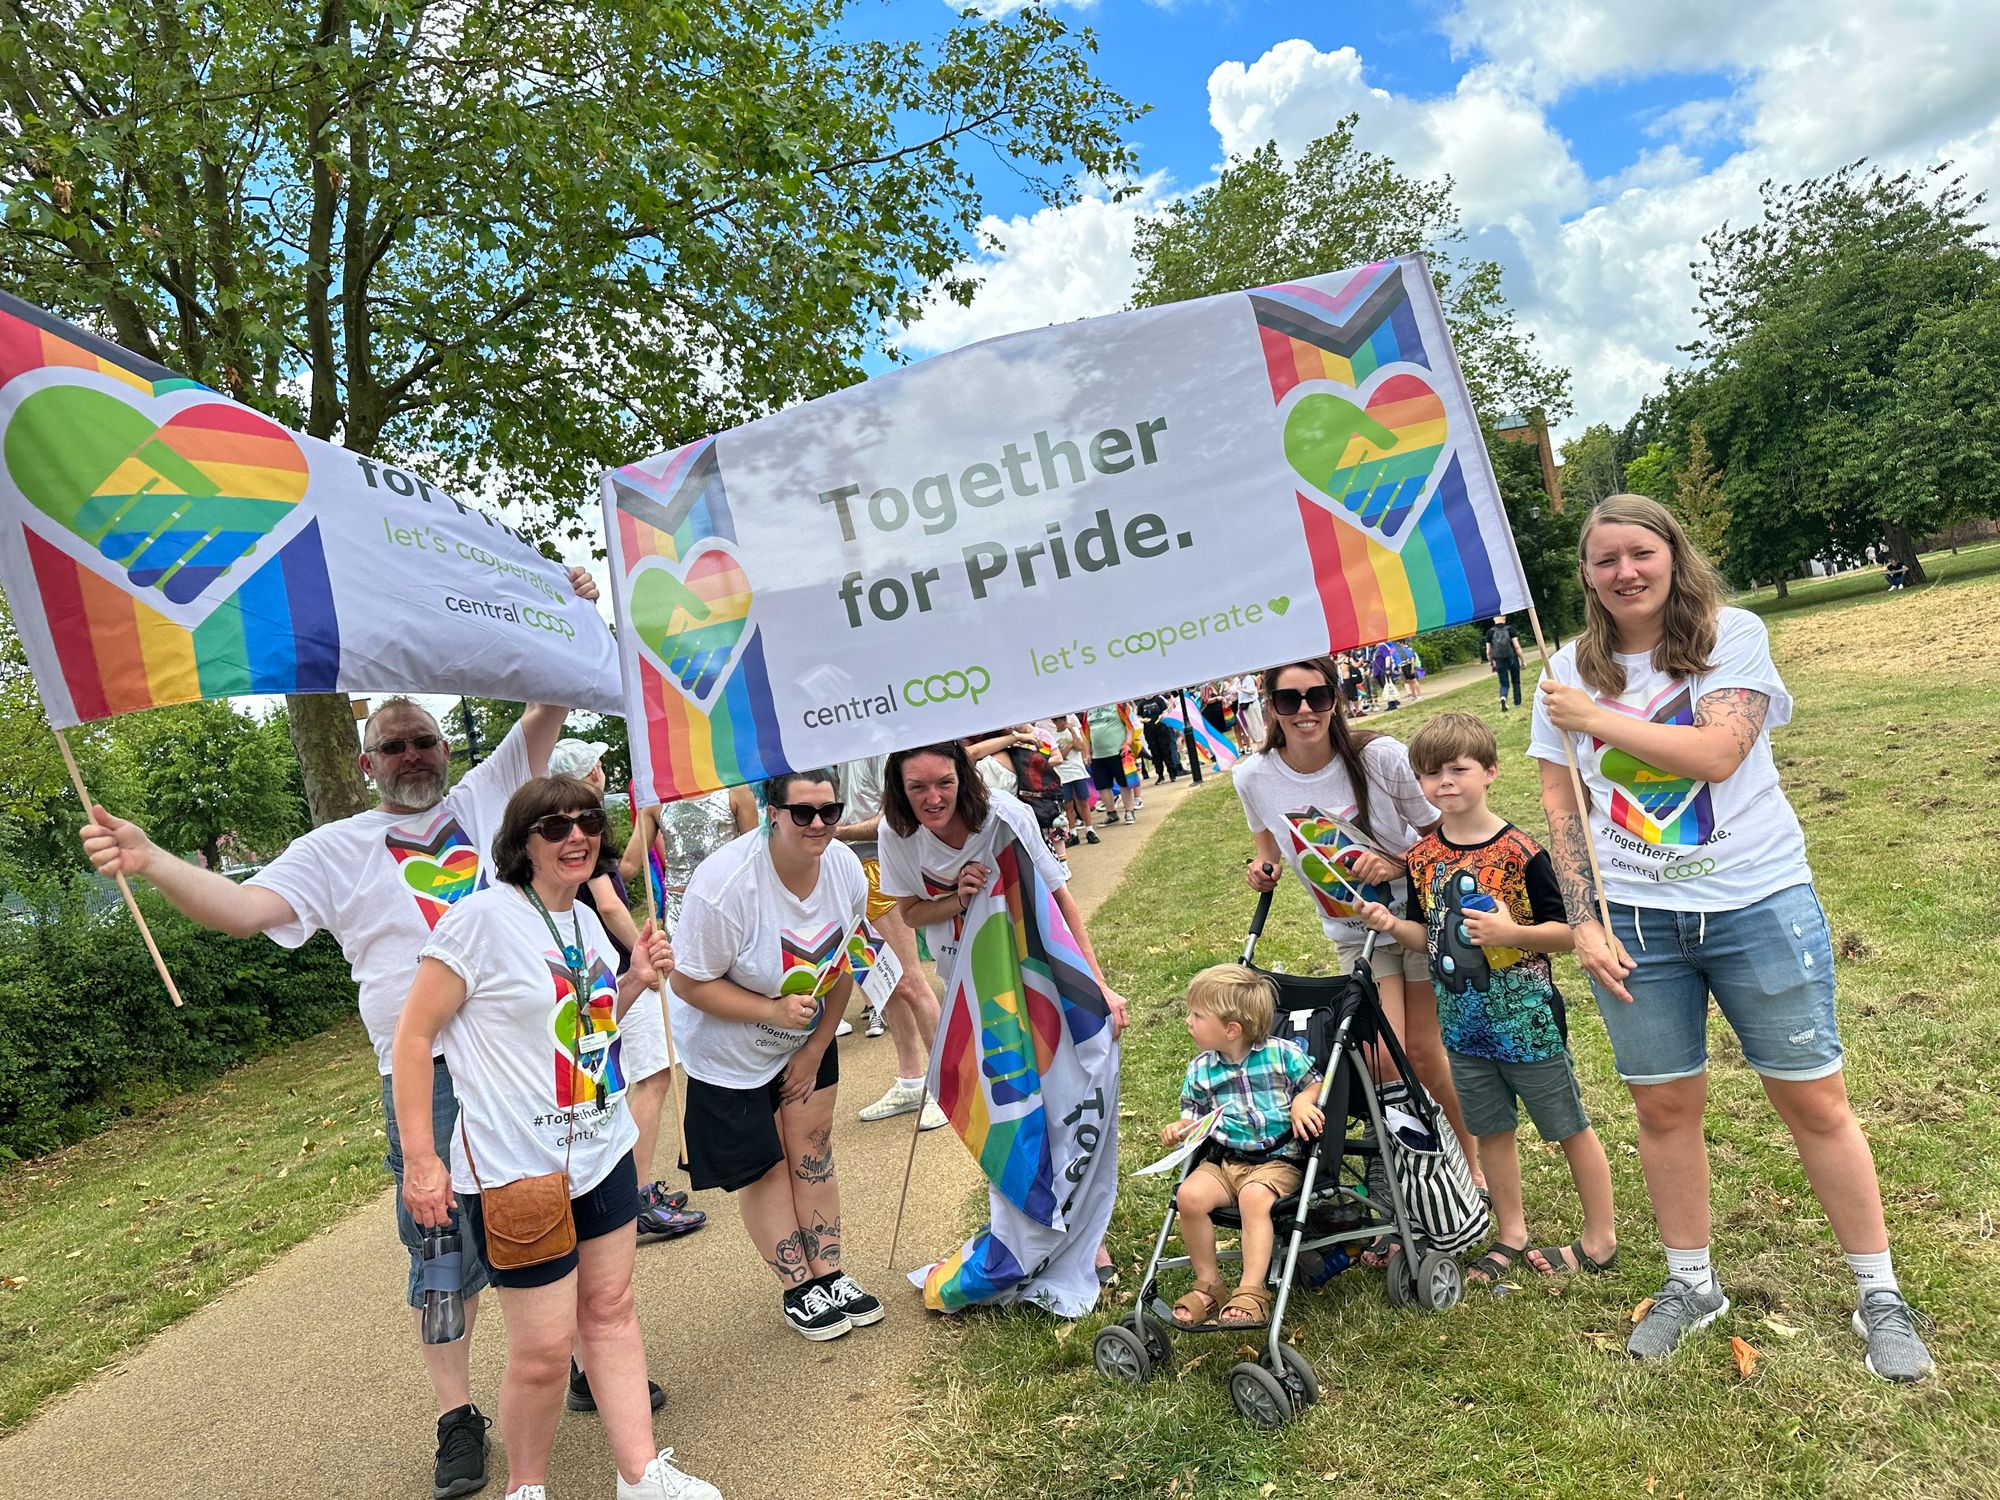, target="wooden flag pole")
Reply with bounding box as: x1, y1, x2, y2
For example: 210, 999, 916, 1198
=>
1521, 603, 1616, 932
636, 807, 689, 1168
55, 729, 183, 1007
886, 1098, 925, 1274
